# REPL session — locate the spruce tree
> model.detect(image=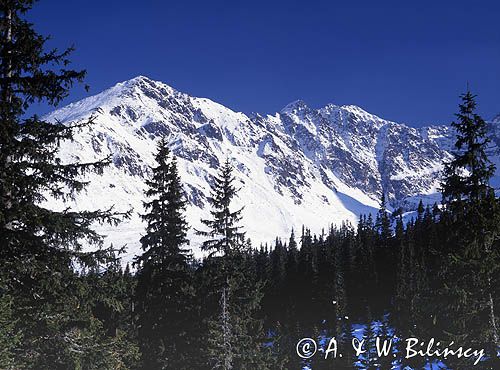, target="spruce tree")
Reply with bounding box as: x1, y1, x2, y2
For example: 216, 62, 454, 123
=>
375, 193, 392, 241
357, 316, 378, 370
284, 229, 299, 321
135, 138, 194, 370
354, 215, 378, 314
79, 250, 141, 370
0, 1, 129, 367
198, 158, 276, 369
438, 91, 500, 364
374, 193, 397, 310
442, 91, 496, 207
138, 138, 190, 265
197, 157, 246, 256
